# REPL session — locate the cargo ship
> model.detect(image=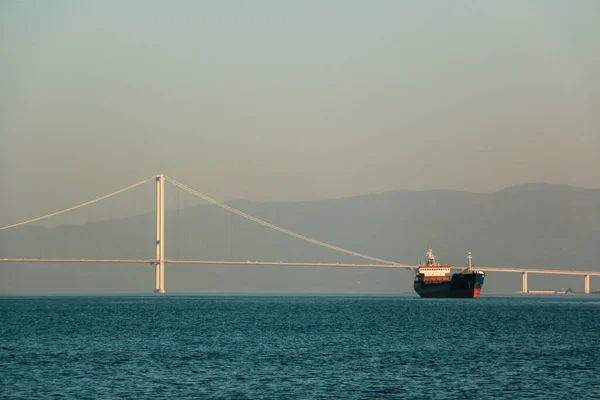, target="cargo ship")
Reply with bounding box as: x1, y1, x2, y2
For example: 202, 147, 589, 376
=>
413, 248, 485, 298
